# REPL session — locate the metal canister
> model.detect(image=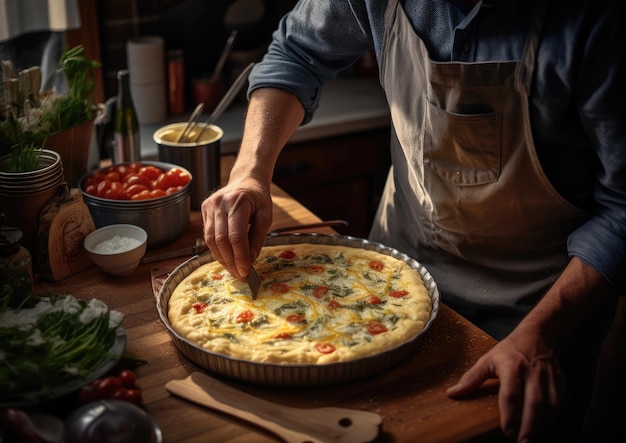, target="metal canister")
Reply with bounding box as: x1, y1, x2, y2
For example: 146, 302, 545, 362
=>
0, 216, 33, 297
